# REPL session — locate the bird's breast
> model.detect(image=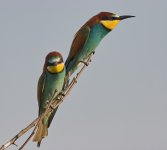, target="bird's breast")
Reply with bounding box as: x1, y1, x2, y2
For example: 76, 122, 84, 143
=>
83, 24, 110, 57
41, 71, 65, 106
